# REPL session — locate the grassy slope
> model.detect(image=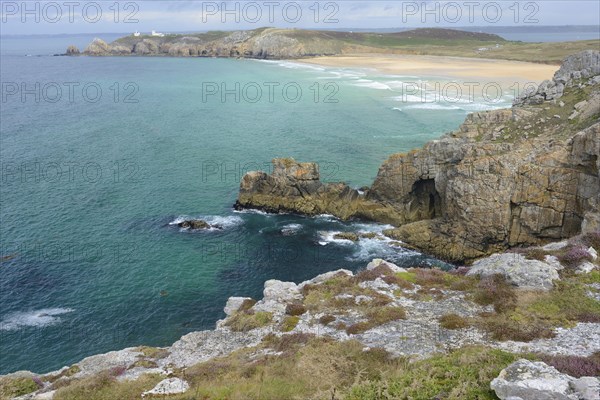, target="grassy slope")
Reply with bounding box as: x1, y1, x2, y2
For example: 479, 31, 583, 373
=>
287, 28, 599, 64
